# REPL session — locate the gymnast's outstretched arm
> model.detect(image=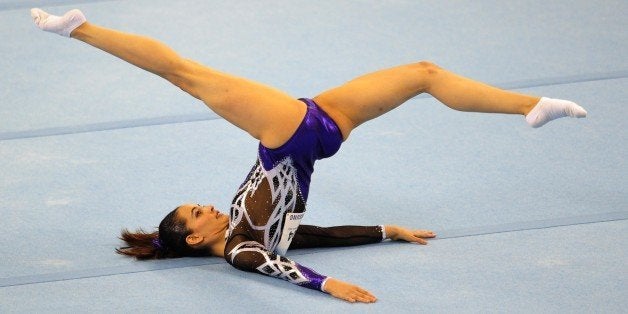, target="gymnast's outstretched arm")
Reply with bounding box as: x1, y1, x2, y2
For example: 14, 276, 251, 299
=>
224, 225, 435, 302
289, 225, 436, 249
225, 234, 379, 303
